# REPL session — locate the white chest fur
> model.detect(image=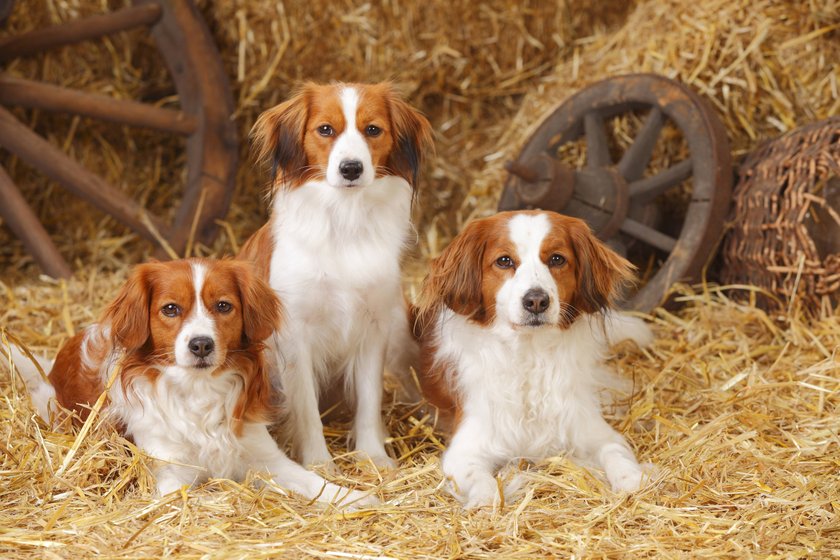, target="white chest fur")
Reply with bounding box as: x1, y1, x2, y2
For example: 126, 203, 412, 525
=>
269, 176, 412, 374
109, 366, 248, 481
436, 310, 609, 460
